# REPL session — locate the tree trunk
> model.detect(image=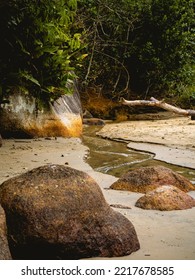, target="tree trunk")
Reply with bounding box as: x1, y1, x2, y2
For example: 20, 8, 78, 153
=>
120, 97, 195, 118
